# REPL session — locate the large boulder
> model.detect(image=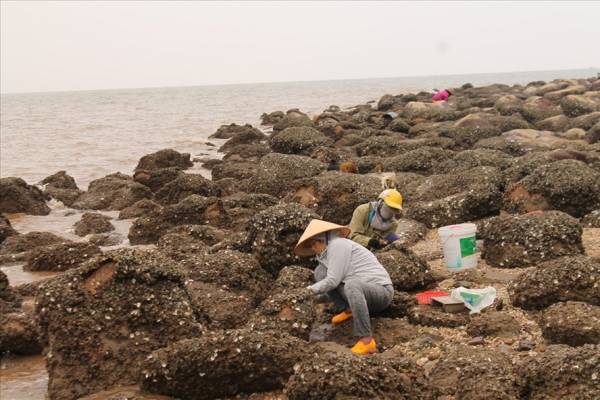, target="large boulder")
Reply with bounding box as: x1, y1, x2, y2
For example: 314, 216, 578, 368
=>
286, 172, 381, 225
36, 248, 203, 400
450, 113, 502, 148
243, 203, 319, 275
494, 94, 523, 115
0, 214, 18, 244
508, 255, 599, 310
475, 129, 586, 156
272, 109, 315, 132
133, 167, 185, 193
209, 123, 262, 139
154, 174, 221, 205
73, 173, 153, 211
141, 328, 306, 400
483, 211, 583, 268
382, 147, 455, 175
134, 149, 192, 171
560, 94, 600, 117
544, 84, 587, 101
285, 351, 430, 400
504, 159, 600, 217
211, 160, 257, 182
260, 111, 285, 125
222, 143, 271, 162
269, 126, 333, 155
181, 249, 272, 329
516, 344, 600, 399
376, 247, 433, 291
128, 195, 229, 245
402, 101, 457, 122
248, 266, 316, 340
24, 241, 101, 271
0, 270, 20, 314
540, 301, 600, 346
0, 177, 50, 215
354, 136, 454, 158
571, 111, 600, 130
521, 96, 562, 123
587, 121, 600, 144
535, 114, 571, 132
73, 212, 115, 236
434, 148, 513, 173
41, 171, 83, 207
249, 153, 326, 198
221, 192, 279, 226
404, 167, 504, 227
